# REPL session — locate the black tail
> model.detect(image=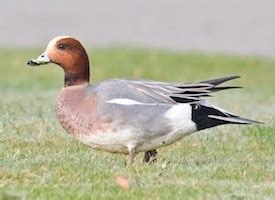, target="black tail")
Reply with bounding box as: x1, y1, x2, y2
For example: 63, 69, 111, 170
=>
191, 103, 261, 131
